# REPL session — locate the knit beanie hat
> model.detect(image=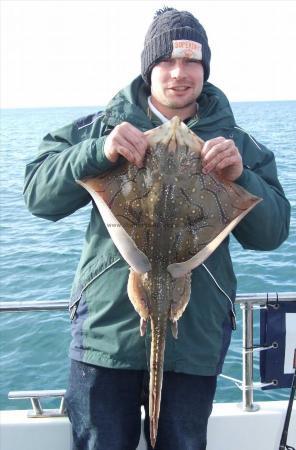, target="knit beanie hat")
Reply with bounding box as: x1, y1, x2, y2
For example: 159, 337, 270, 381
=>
141, 7, 211, 85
